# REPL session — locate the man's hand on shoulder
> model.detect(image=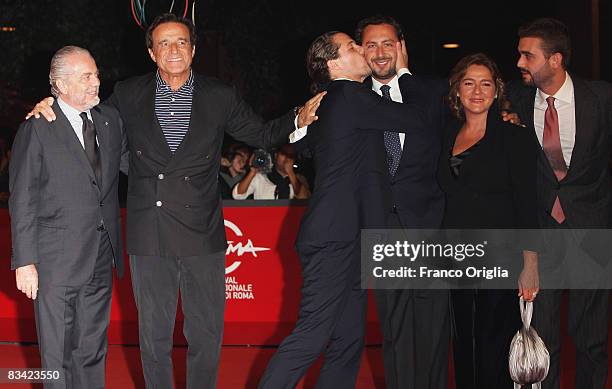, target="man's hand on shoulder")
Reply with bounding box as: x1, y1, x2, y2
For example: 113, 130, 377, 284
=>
297, 91, 326, 128
25, 97, 56, 122
501, 111, 525, 127
16, 264, 38, 300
